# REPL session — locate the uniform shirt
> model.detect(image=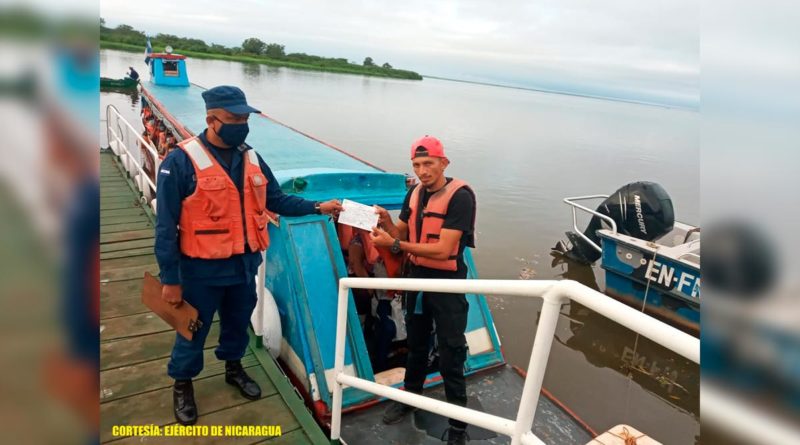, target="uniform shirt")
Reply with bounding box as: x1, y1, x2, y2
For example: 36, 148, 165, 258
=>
155, 130, 316, 286
399, 178, 476, 279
